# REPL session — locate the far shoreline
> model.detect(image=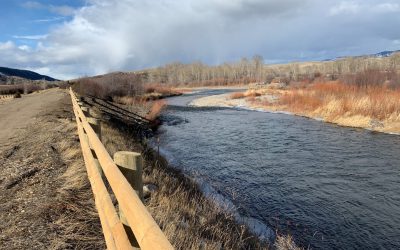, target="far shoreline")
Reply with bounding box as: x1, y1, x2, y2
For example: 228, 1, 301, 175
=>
189, 91, 400, 136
